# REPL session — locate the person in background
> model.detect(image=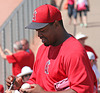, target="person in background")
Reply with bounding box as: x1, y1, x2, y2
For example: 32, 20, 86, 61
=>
5, 66, 33, 93
87, 51, 100, 92
6, 4, 97, 93
0, 41, 34, 76
63, 0, 77, 25
17, 66, 33, 82
75, 32, 98, 67
76, 0, 90, 27
0, 84, 4, 93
